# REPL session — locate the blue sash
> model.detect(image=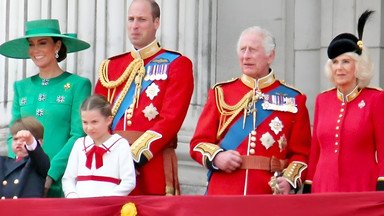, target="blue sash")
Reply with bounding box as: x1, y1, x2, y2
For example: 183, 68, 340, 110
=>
219, 85, 299, 150
206, 84, 299, 182
111, 52, 180, 130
